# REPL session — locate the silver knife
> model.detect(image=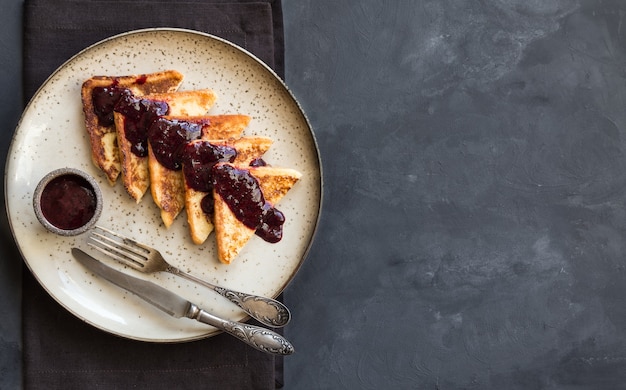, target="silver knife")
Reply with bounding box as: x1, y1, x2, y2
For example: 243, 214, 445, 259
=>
71, 248, 294, 355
